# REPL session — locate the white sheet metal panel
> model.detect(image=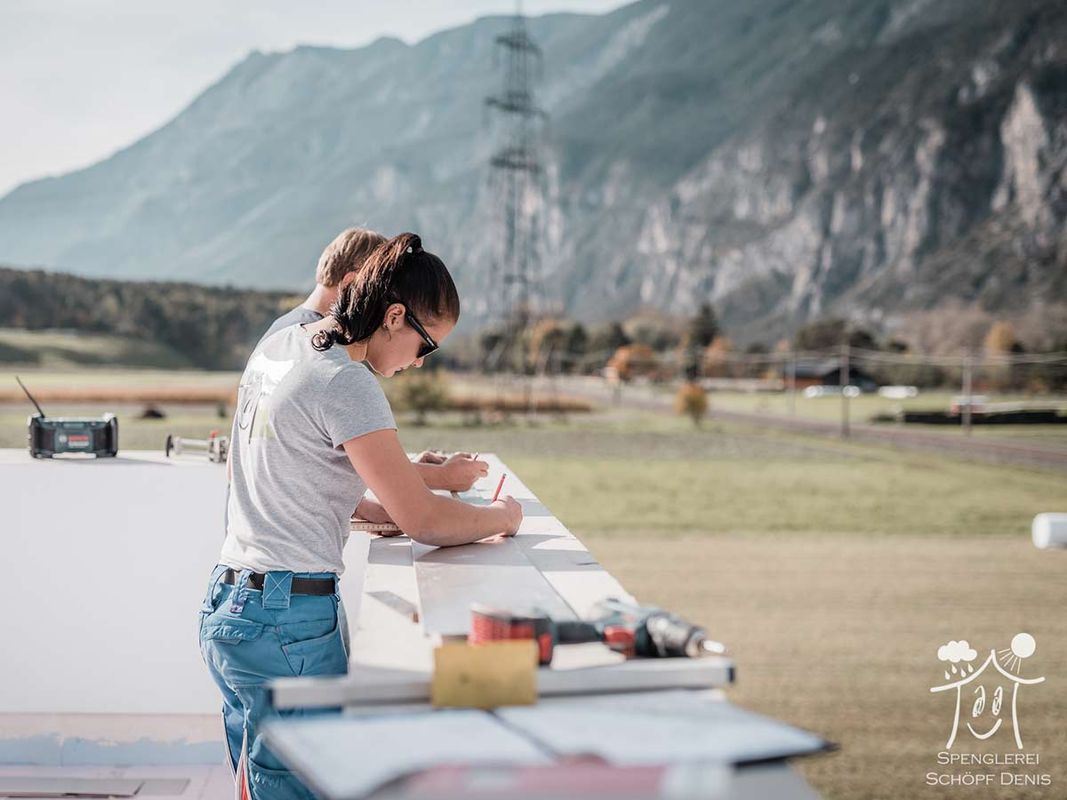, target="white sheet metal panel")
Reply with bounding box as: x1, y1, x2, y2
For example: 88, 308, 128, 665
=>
263, 711, 551, 800
0, 776, 144, 796
496, 689, 830, 765
0, 450, 227, 715
410, 454, 633, 637
411, 536, 579, 636
480, 457, 637, 618
0, 448, 370, 717
262, 698, 824, 800
346, 536, 432, 673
